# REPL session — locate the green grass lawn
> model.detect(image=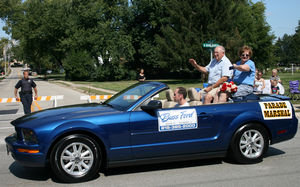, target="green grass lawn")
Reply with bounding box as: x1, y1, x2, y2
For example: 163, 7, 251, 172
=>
76, 87, 113, 95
